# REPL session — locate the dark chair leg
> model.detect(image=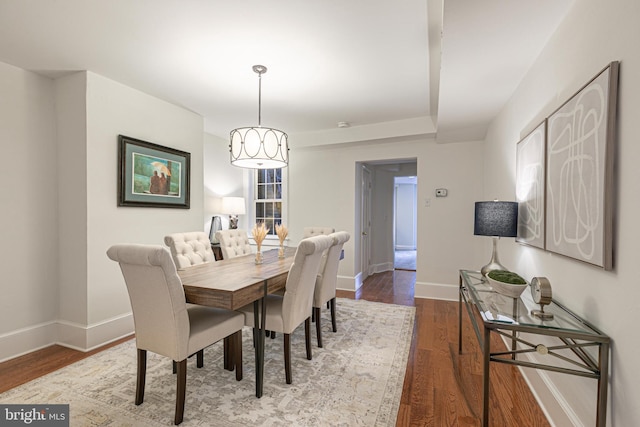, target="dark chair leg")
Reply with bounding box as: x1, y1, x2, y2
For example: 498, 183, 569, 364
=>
136, 349, 147, 405
305, 317, 312, 360
330, 297, 337, 332
174, 359, 187, 425
284, 333, 292, 384
327, 301, 330, 309
224, 336, 233, 370
270, 331, 276, 339
234, 330, 243, 381
172, 360, 177, 374
311, 309, 316, 322
197, 349, 204, 368
314, 307, 323, 347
